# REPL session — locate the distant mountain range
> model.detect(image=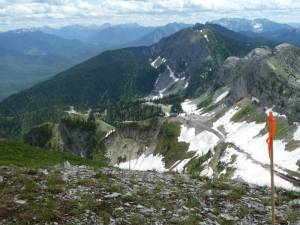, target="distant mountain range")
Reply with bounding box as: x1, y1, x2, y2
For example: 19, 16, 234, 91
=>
0, 30, 98, 101
0, 23, 267, 116
32, 23, 191, 48
0, 23, 190, 101
211, 18, 300, 47
211, 18, 292, 33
